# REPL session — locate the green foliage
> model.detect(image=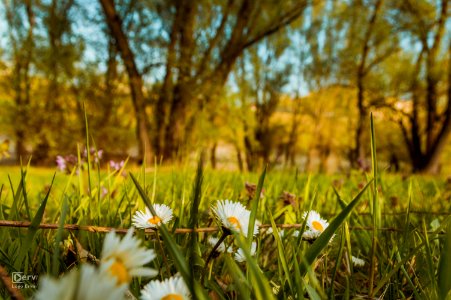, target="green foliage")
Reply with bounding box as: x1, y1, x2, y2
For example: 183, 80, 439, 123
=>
1, 0, 450, 172
14, 172, 55, 271
438, 219, 451, 299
